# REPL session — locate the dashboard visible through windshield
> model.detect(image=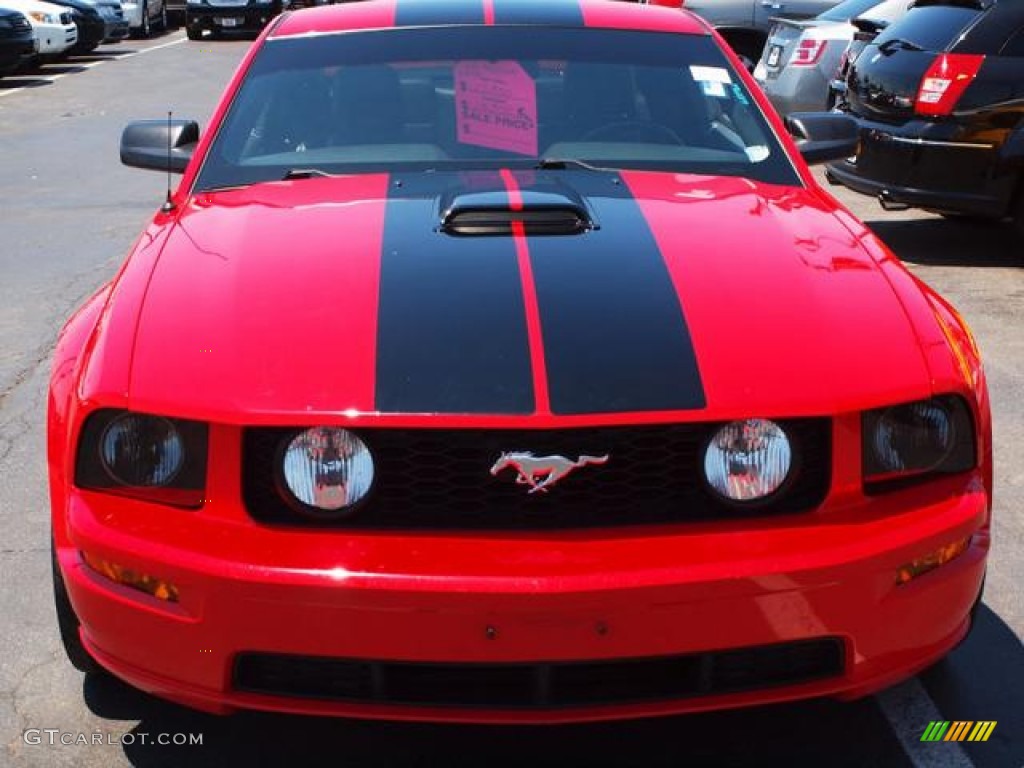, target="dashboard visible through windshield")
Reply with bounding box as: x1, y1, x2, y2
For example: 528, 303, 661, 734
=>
194, 26, 798, 191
